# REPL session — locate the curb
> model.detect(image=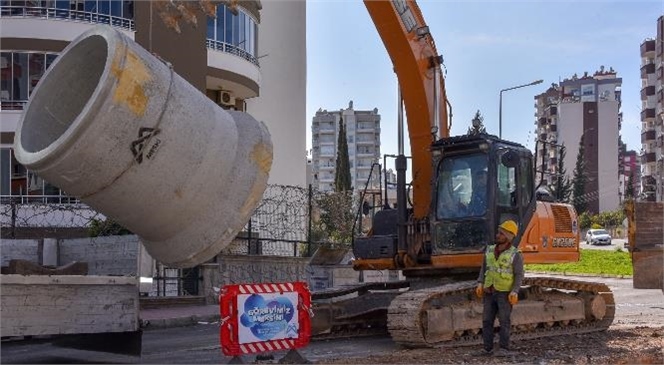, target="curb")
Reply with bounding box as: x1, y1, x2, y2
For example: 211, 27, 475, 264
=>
141, 314, 221, 330
527, 271, 633, 279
